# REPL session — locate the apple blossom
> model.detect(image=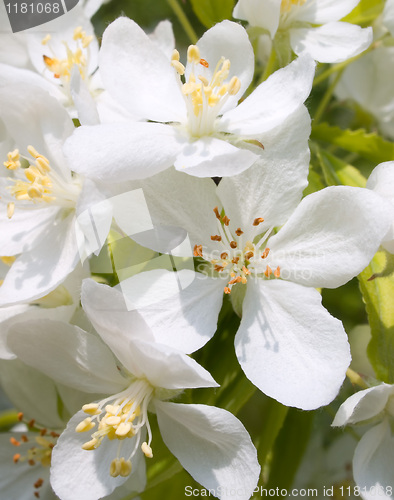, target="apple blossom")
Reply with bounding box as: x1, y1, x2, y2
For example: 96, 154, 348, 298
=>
7, 280, 260, 500
233, 0, 372, 63
64, 17, 315, 179
120, 124, 390, 410
332, 384, 394, 500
